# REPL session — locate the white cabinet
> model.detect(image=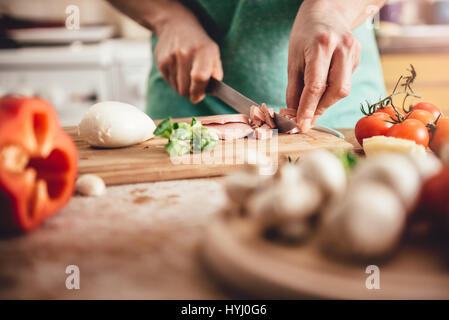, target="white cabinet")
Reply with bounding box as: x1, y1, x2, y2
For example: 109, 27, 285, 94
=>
0, 39, 151, 126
